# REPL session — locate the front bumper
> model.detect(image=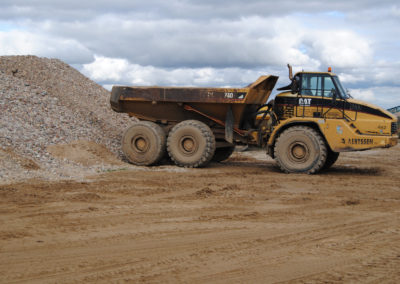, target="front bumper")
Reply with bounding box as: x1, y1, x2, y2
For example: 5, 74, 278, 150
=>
384, 136, 398, 148
332, 135, 398, 152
